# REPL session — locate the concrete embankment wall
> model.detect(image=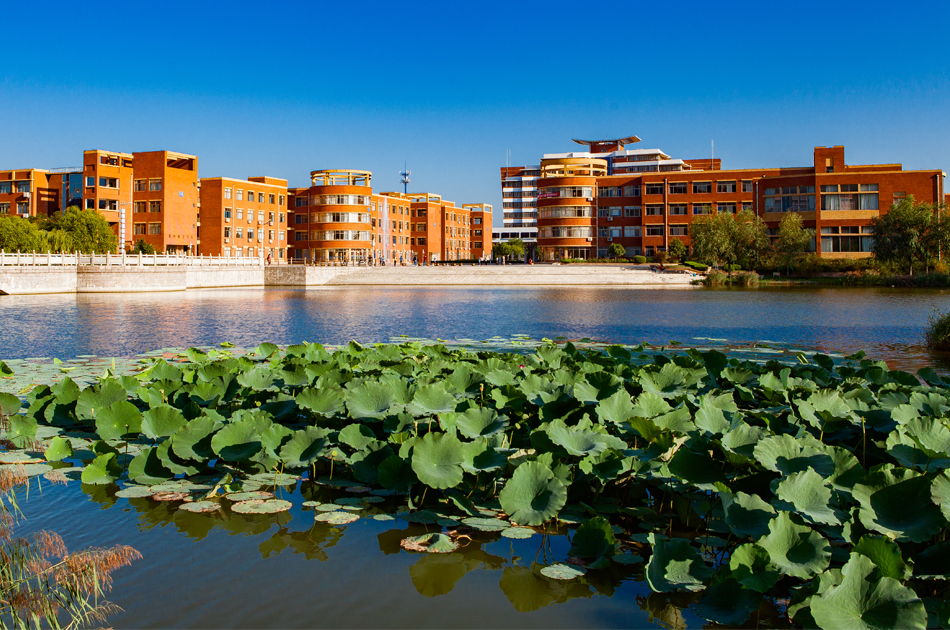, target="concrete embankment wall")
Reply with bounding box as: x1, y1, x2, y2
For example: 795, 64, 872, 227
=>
265, 265, 370, 286
0, 268, 78, 295
319, 265, 695, 286
186, 267, 264, 289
